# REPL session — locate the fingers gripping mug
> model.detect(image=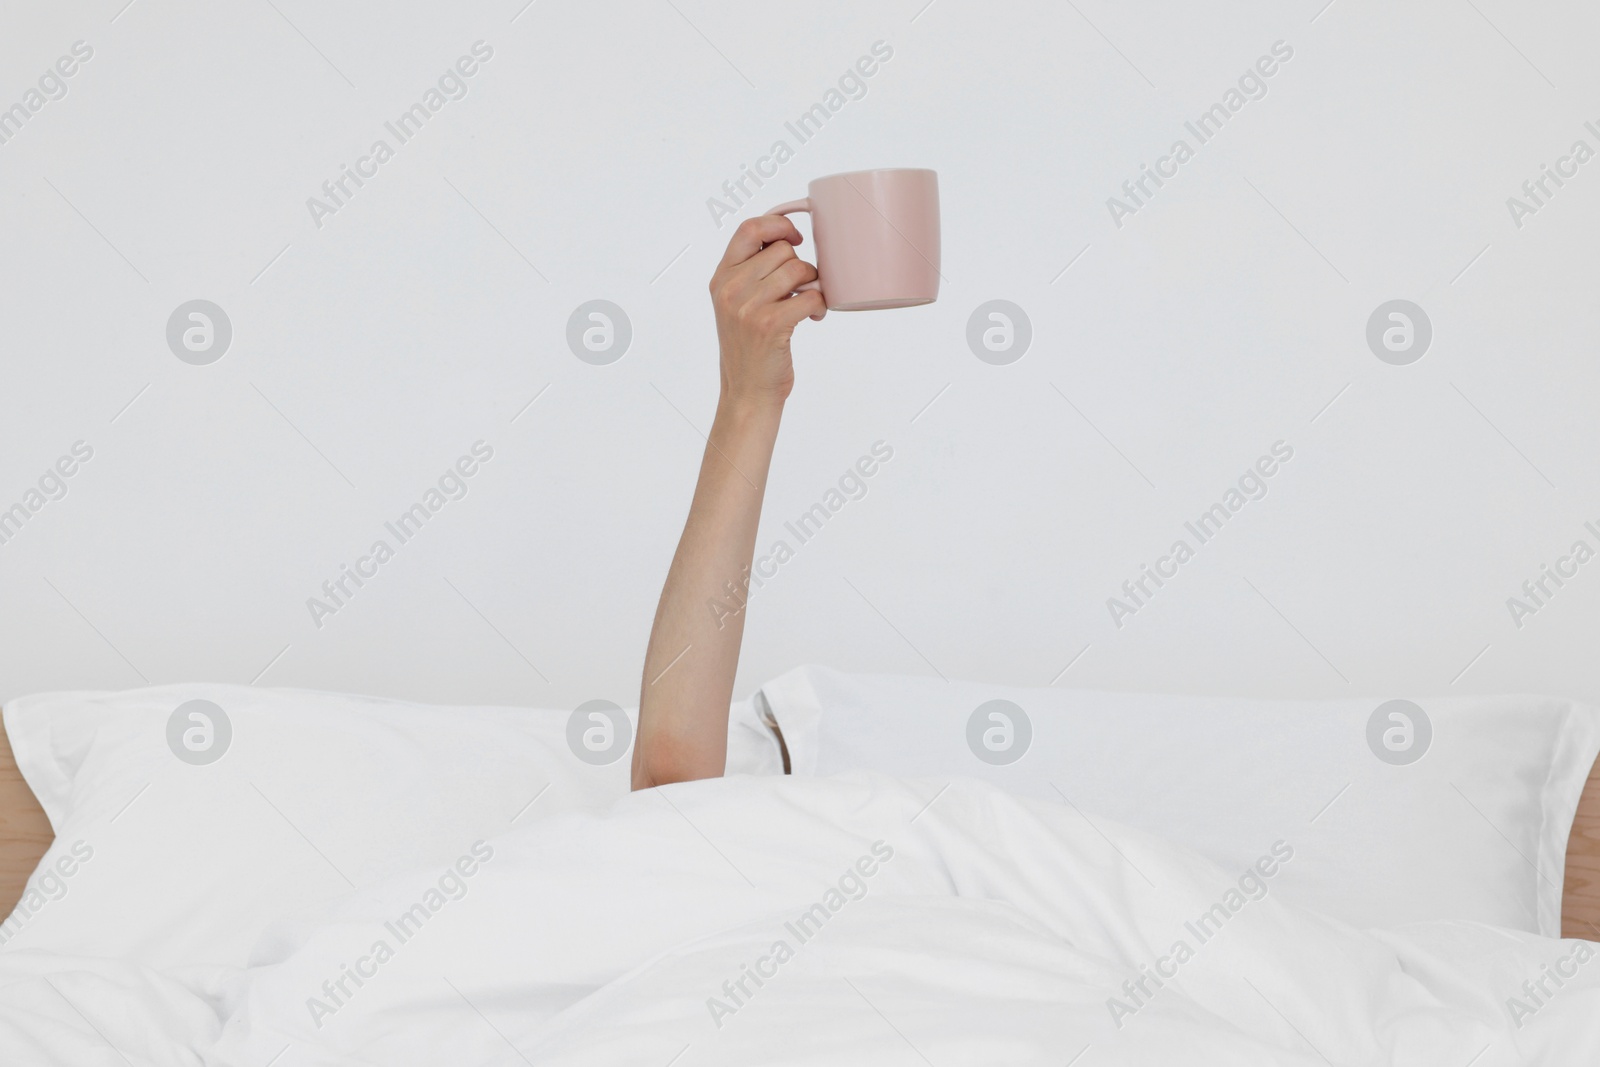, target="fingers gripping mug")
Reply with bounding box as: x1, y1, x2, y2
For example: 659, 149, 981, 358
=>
767, 168, 941, 313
